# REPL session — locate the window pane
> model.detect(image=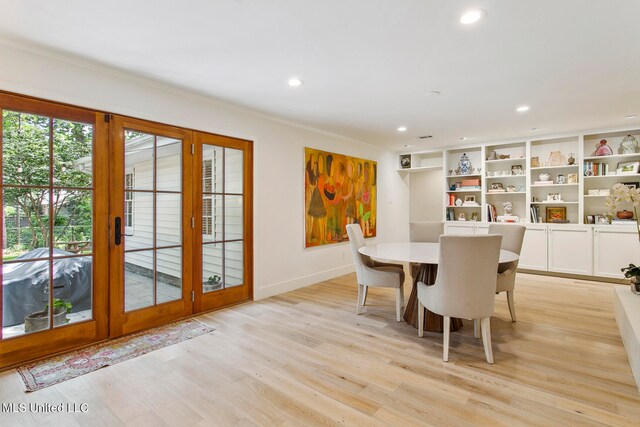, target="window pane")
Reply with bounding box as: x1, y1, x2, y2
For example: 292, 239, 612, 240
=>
225, 195, 243, 240
156, 193, 181, 247
53, 119, 93, 188
52, 189, 92, 256
2, 110, 50, 186
202, 243, 223, 293
203, 195, 223, 243
125, 191, 153, 250
225, 241, 243, 288
53, 256, 92, 327
203, 145, 223, 193
156, 137, 181, 192
156, 247, 182, 304
125, 131, 153, 190
3, 189, 49, 261
125, 250, 154, 312
225, 148, 243, 194
3, 260, 51, 337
